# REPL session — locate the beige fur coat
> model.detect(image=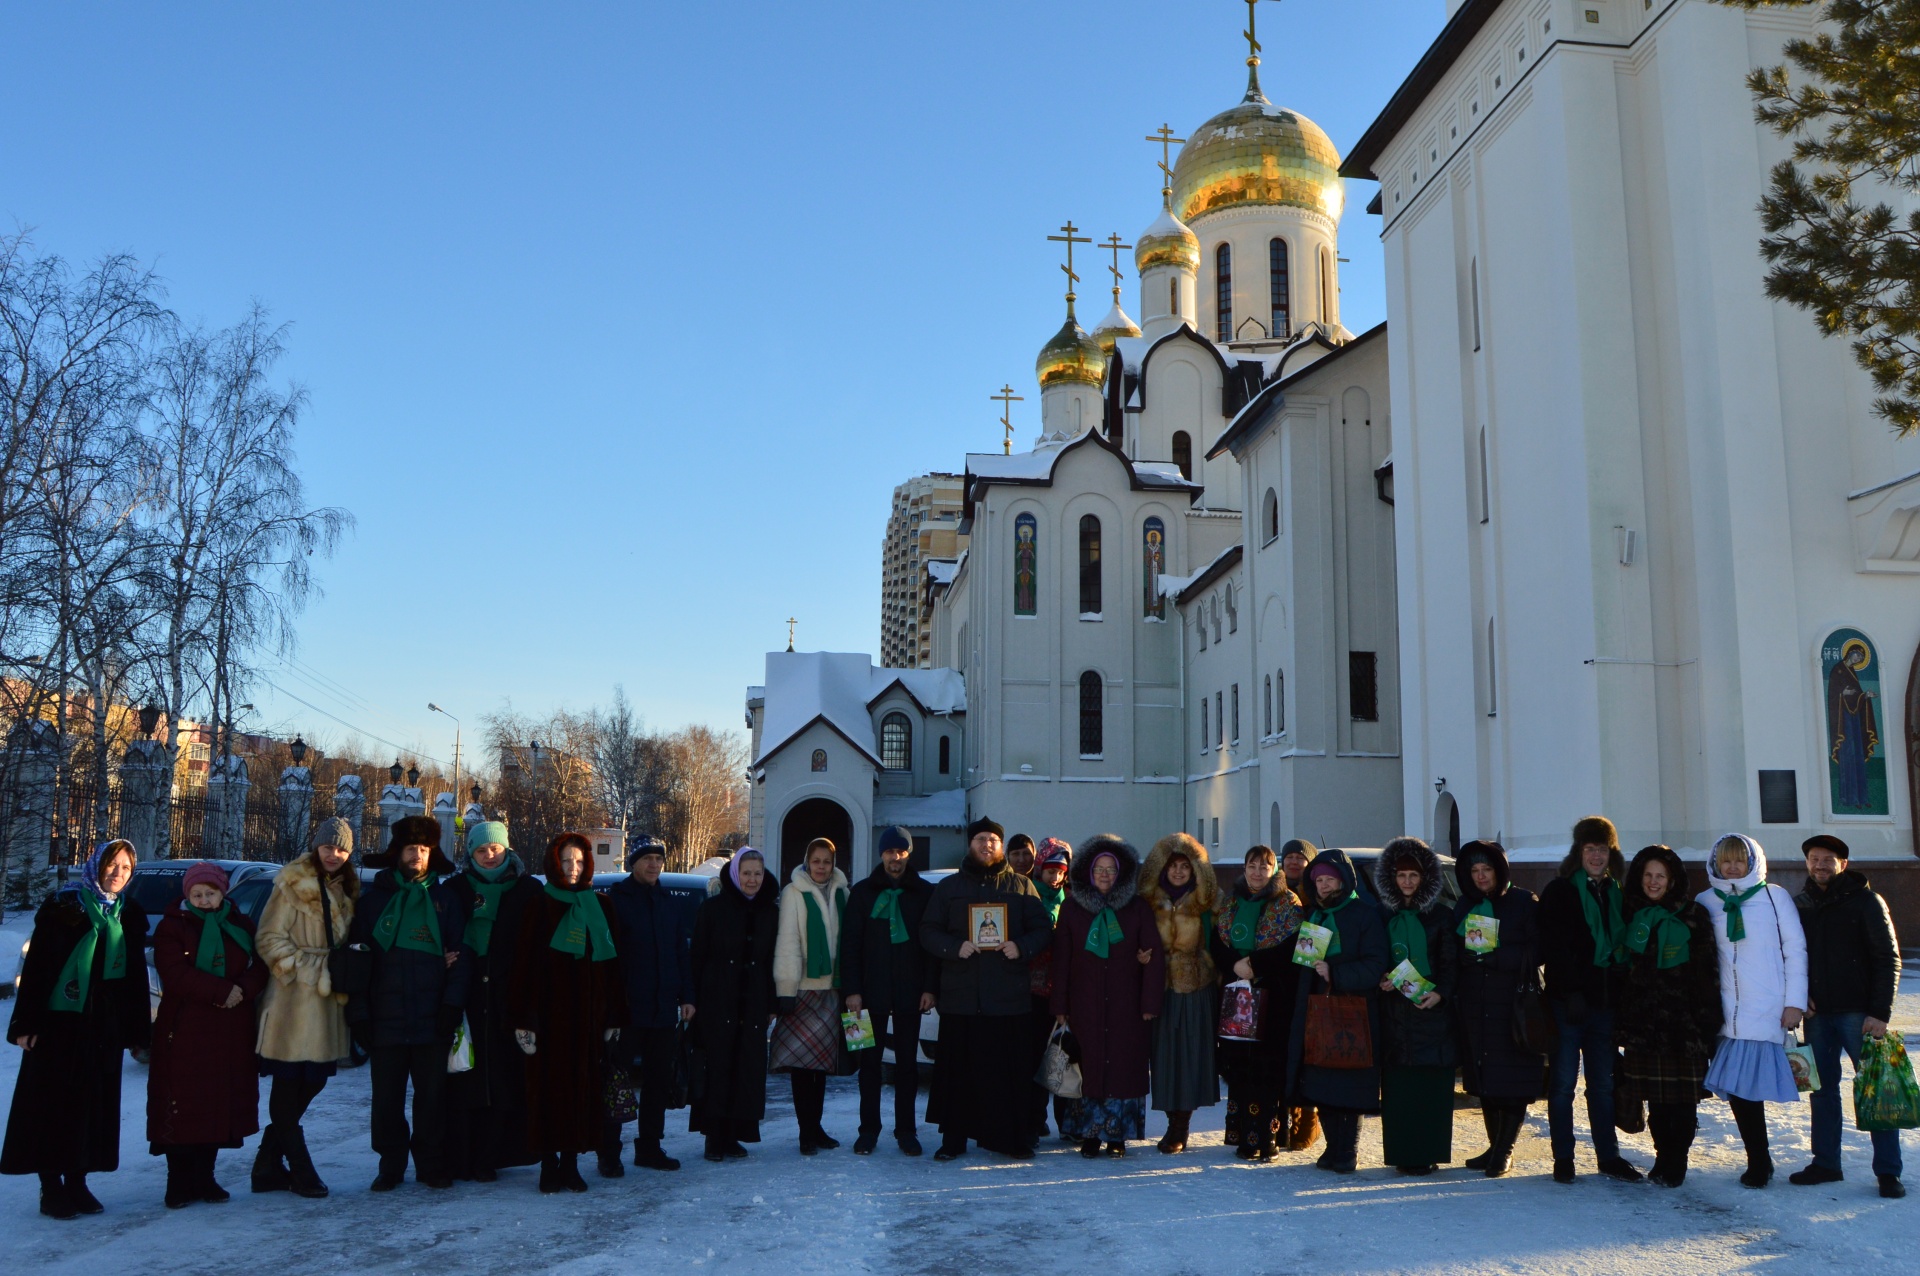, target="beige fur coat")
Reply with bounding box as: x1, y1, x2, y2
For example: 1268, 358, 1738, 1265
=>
254, 854, 355, 1063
